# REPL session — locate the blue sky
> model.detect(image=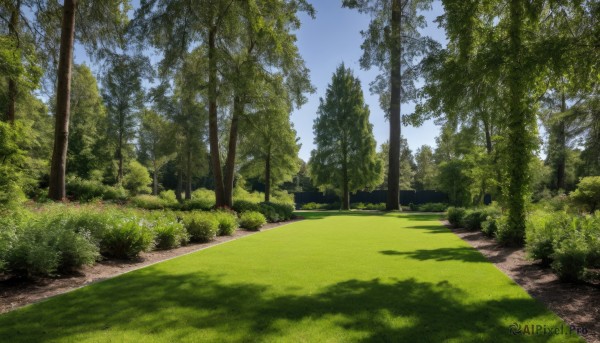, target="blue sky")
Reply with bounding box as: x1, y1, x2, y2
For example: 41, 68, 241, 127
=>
73, 0, 448, 162
290, 1, 448, 161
